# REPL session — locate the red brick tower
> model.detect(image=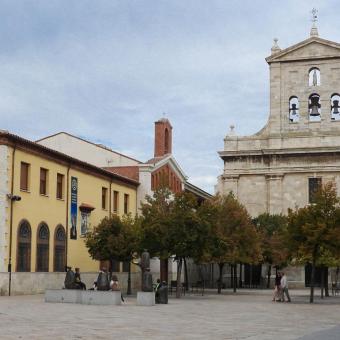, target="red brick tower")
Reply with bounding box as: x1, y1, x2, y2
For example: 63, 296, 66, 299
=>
154, 118, 172, 157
